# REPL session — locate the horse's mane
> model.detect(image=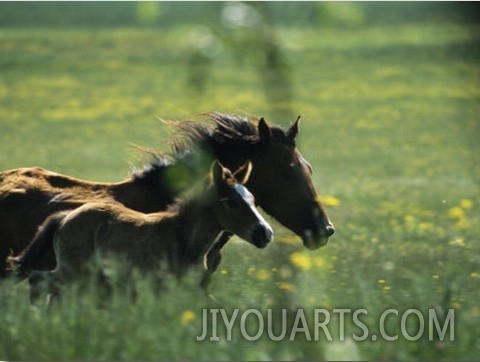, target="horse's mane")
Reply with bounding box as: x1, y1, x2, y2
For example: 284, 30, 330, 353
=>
169, 112, 262, 154
132, 112, 294, 182
131, 150, 173, 182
